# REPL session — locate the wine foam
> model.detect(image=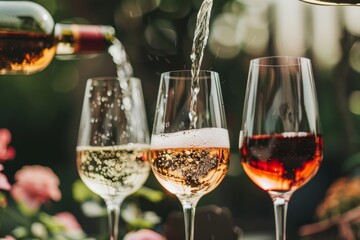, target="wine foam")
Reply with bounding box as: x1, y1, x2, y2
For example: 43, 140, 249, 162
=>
151, 128, 229, 149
